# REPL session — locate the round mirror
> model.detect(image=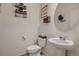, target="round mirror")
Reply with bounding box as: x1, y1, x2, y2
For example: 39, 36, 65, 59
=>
54, 3, 79, 32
